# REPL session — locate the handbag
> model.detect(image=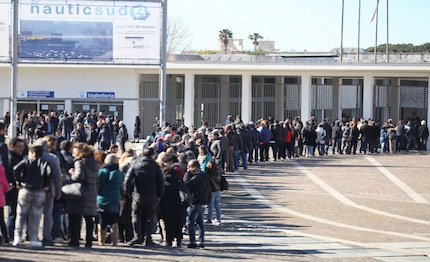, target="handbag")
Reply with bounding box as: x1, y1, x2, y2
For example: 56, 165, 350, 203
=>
220, 175, 229, 191
177, 179, 191, 208
62, 179, 88, 200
